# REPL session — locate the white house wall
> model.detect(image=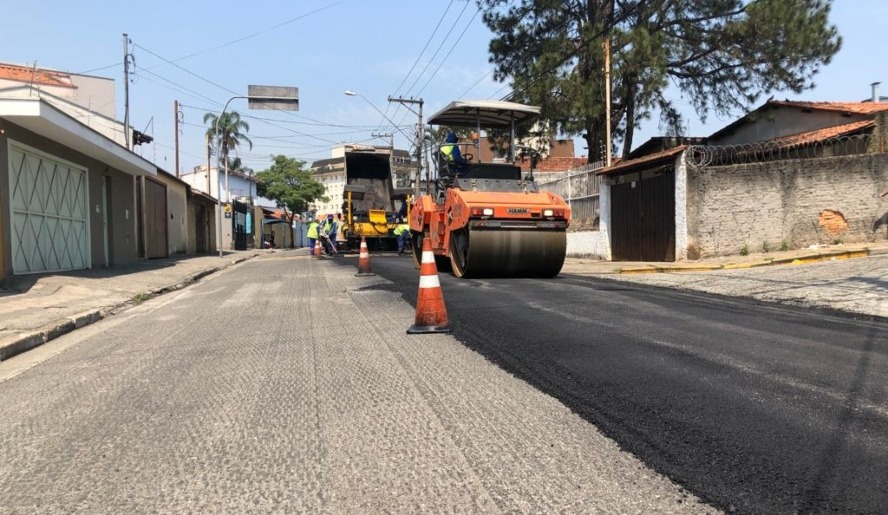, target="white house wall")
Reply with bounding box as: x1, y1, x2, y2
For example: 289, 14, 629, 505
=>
674, 152, 689, 260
